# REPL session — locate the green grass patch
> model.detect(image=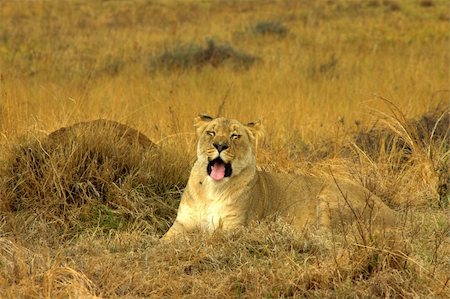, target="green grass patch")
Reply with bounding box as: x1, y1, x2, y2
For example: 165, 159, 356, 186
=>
151, 39, 258, 71
251, 21, 288, 37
